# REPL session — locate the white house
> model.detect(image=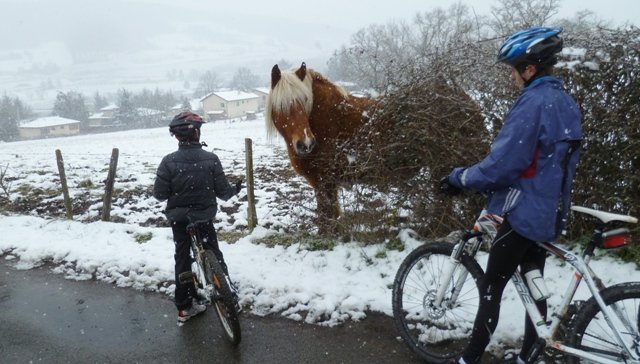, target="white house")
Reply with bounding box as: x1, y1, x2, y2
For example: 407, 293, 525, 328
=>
169, 99, 203, 119
87, 103, 118, 128
19, 116, 81, 140
137, 108, 165, 126
252, 87, 270, 111
201, 90, 260, 121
